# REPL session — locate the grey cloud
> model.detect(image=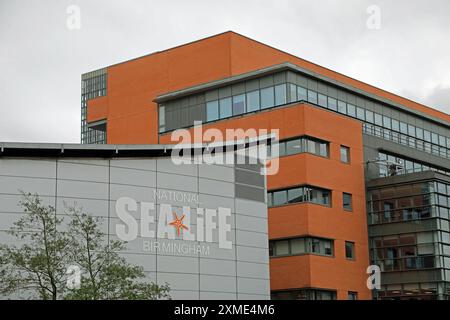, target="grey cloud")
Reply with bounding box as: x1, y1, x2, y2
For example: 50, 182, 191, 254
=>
0, 0, 448, 143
